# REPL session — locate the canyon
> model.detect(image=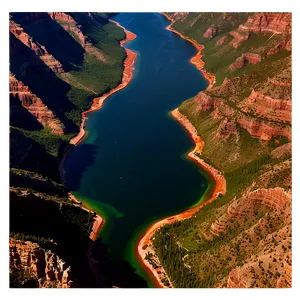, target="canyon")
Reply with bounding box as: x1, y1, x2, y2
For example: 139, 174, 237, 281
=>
9, 12, 292, 289
10, 238, 73, 288
149, 12, 291, 288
